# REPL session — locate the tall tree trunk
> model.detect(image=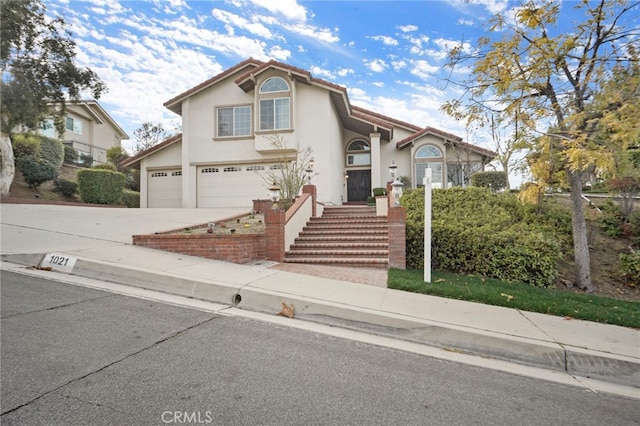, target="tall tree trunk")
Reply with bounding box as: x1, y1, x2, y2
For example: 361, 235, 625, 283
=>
0, 132, 15, 195
567, 170, 594, 292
